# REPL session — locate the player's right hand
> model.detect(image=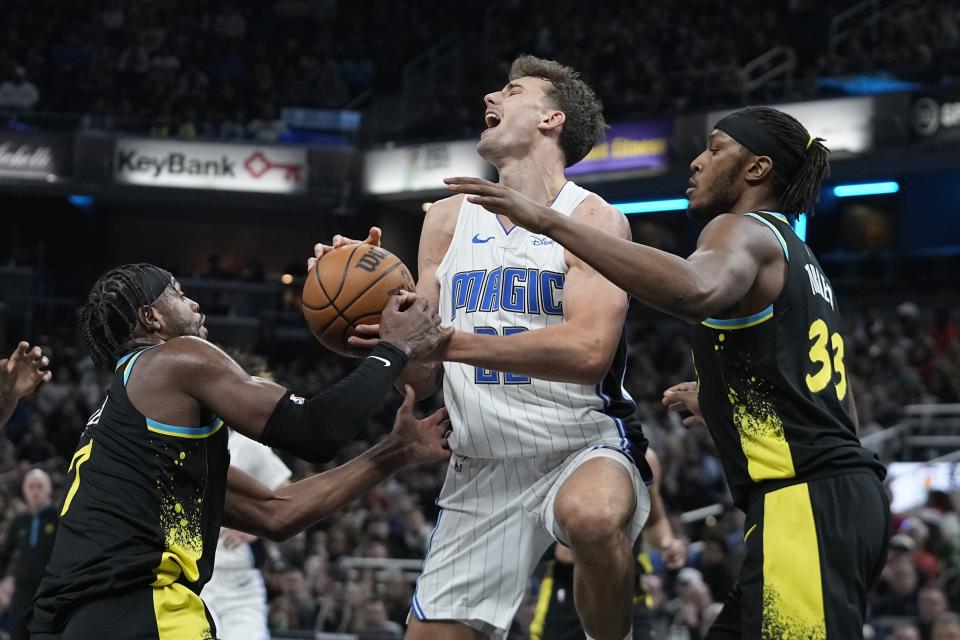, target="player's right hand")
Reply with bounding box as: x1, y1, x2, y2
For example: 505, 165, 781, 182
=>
662, 381, 705, 428
306, 226, 382, 273
1, 341, 52, 403
390, 385, 451, 466
379, 292, 453, 361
